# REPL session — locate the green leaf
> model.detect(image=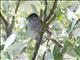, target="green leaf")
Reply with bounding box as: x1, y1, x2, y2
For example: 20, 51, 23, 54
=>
61, 44, 67, 55
65, 40, 77, 57
58, 15, 63, 22
74, 46, 80, 57
55, 7, 62, 18
53, 45, 62, 60
0, 44, 4, 51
